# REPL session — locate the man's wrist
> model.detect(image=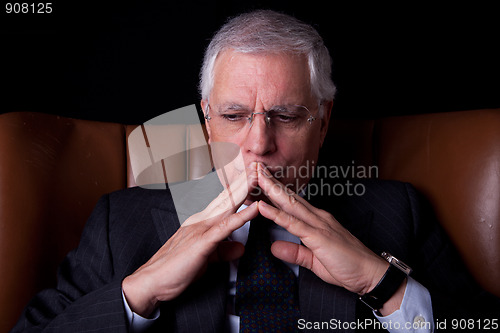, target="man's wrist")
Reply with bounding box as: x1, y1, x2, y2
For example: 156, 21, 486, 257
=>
360, 253, 411, 314
365, 260, 391, 295
374, 277, 434, 332
378, 277, 407, 316
122, 275, 159, 318
122, 288, 160, 333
